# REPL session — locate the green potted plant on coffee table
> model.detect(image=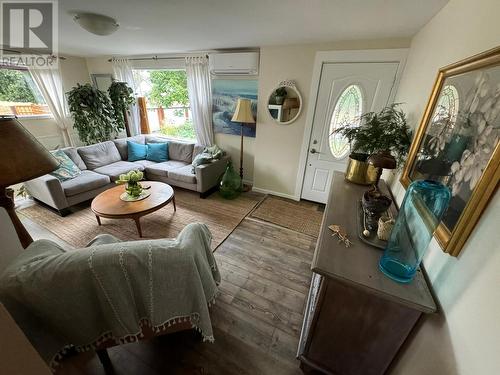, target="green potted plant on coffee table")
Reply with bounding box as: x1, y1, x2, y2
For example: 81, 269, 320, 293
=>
115, 170, 145, 199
